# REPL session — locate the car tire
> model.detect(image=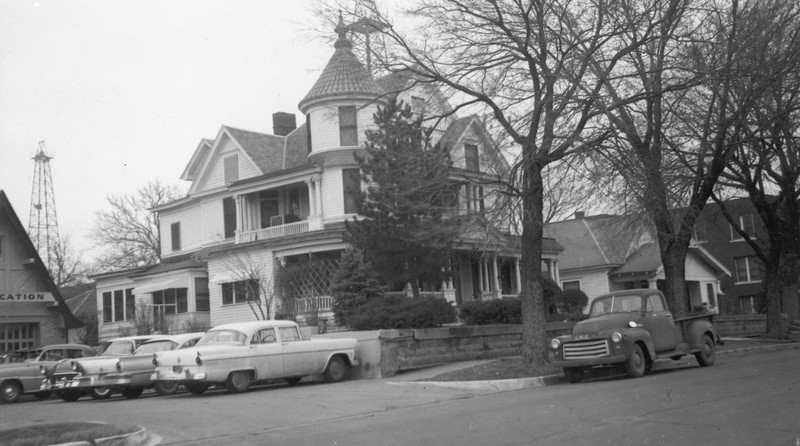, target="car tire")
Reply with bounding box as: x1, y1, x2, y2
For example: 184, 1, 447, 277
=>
1, 381, 22, 404
60, 390, 82, 402
625, 343, 646, 378
285, 377, 302, 386
186, 383, 209, 395
121, 387, 144, 399
226, 371, 252, 393
694, 334, 716, 367
324, 356, 347, 383
153, 381, 180, 396
33, 391, 52, 400
563, 367, 584, 383
89, 387, 113, 400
